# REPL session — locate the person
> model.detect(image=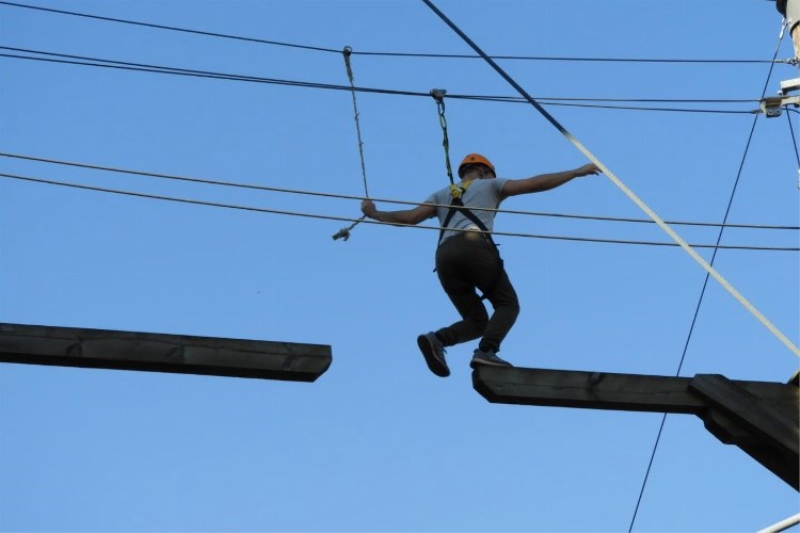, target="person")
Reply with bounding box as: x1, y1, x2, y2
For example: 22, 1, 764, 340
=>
360, 153, 601, 377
